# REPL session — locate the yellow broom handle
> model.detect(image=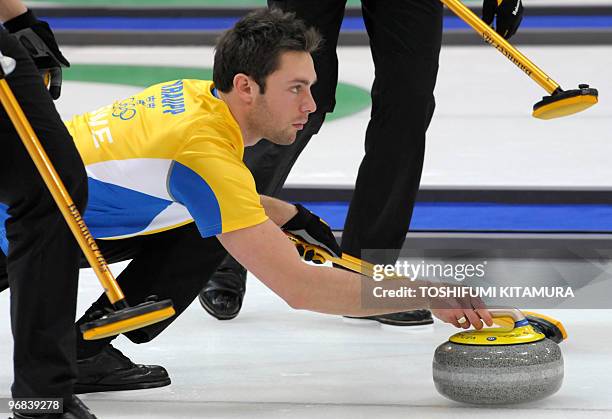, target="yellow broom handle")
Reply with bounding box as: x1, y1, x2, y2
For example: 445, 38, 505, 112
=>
334, 253, 376, 277
0, 79, 125, 304
441, 0, 560, 94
